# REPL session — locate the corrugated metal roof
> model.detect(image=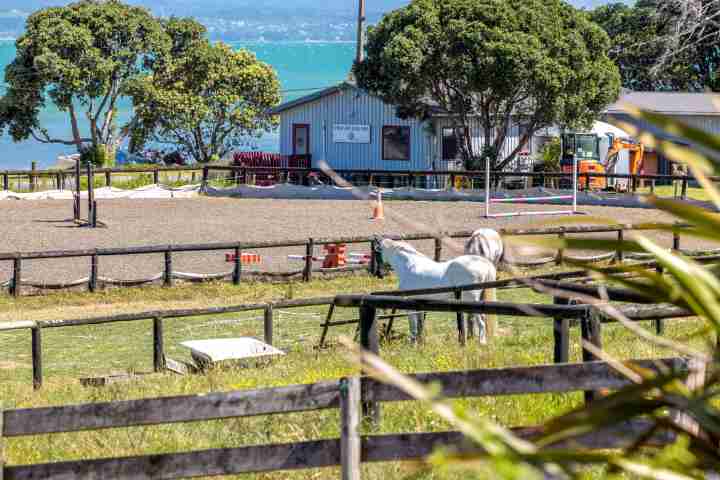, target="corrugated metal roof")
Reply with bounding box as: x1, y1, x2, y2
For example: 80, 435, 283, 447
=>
270, 82, 355, 114
605, 92, 720, 116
